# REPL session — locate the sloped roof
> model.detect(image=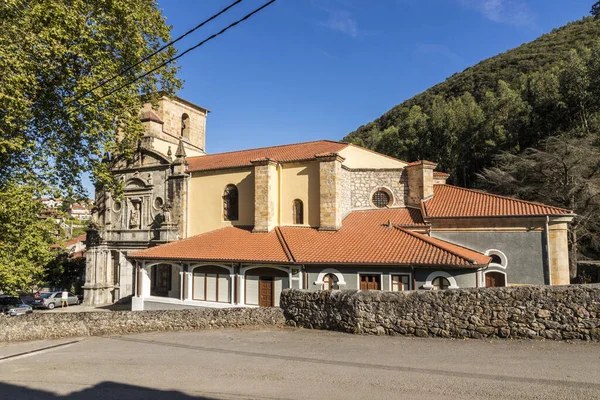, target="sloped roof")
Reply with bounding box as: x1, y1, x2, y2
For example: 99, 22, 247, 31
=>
423, 185, 572, 217
130, 226, 290, 263
130, 208, 488, 267
186, 140, 349, 172
51, 234, 87, 249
